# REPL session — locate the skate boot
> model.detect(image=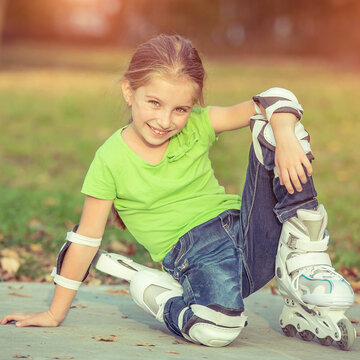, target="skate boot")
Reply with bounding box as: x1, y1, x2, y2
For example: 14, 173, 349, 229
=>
91, 249, 159, 282
130, 269, 183, 323
92, 250, 183, 323
275, 205, 356, 350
